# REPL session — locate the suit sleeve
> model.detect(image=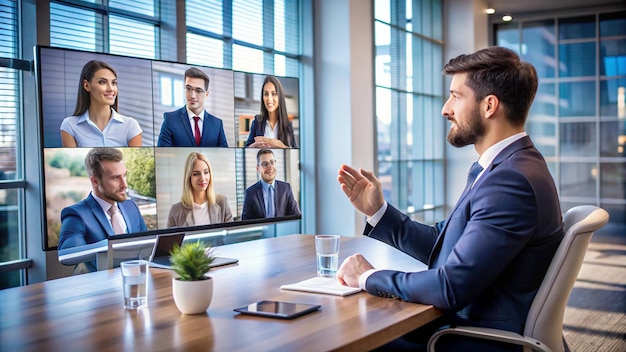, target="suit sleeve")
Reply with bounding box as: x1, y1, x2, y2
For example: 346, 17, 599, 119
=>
157, 113, 174, 147
245, 119, 258, 147
365, 168, 539, 310
58, 207, 89, 249
241, 188, 255, 220
284, 183, 301, 216
217, 119, 228, 147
